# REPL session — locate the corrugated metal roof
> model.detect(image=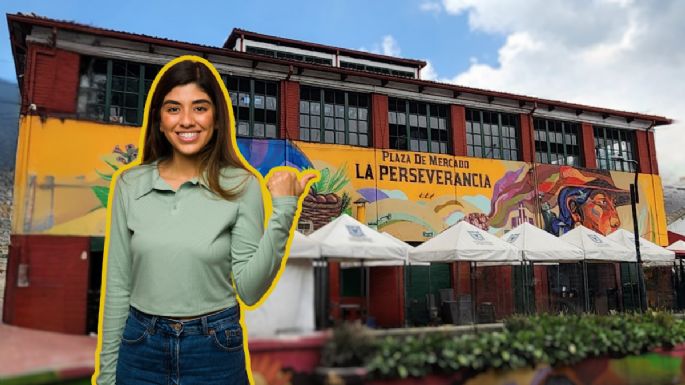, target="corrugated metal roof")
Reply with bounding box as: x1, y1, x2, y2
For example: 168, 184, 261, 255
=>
6, 12, 672, 125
